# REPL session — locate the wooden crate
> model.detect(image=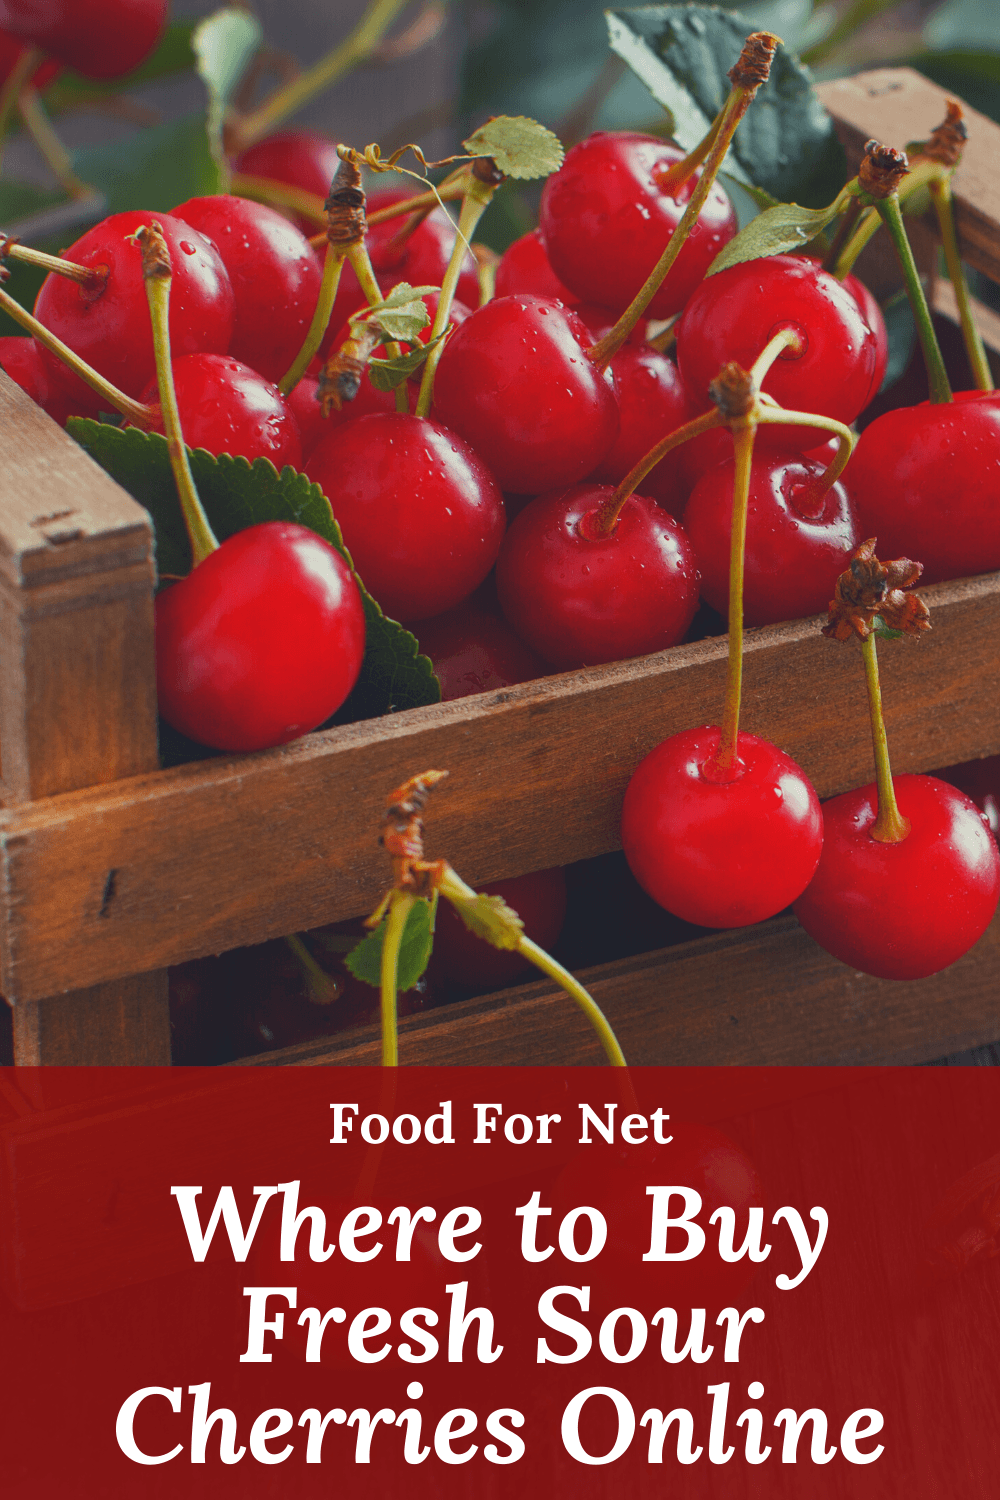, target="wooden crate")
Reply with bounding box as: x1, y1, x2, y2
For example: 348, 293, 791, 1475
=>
0, 68, 998, 1068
